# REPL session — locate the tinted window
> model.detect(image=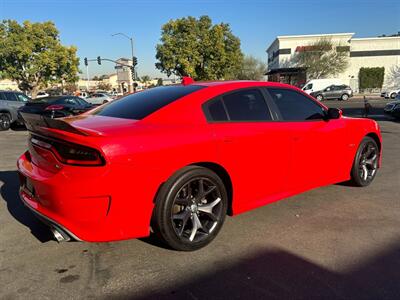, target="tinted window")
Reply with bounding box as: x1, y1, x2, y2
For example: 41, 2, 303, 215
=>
93, 85, 205, 120
0, 92, 6, 100
207, 99, 228, 121
58, 98, 78, 105
222, 89, 271, 121
4, 92, 17, 101
267, 88, 325, 121
76, 98, 90, 106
